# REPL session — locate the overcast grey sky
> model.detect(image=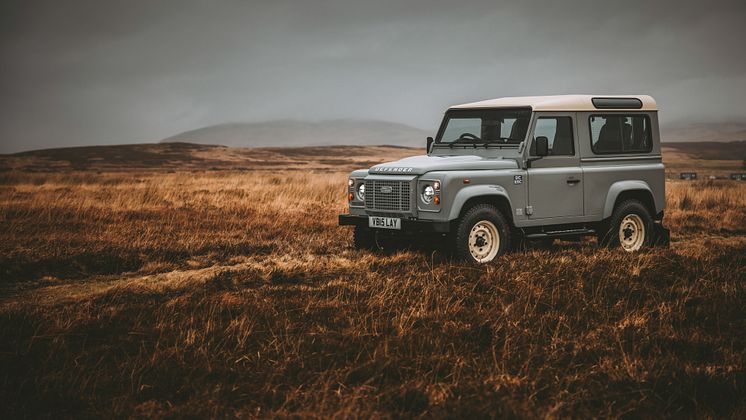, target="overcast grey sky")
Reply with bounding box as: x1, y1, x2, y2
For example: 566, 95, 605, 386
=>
1, 0, 745, 152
